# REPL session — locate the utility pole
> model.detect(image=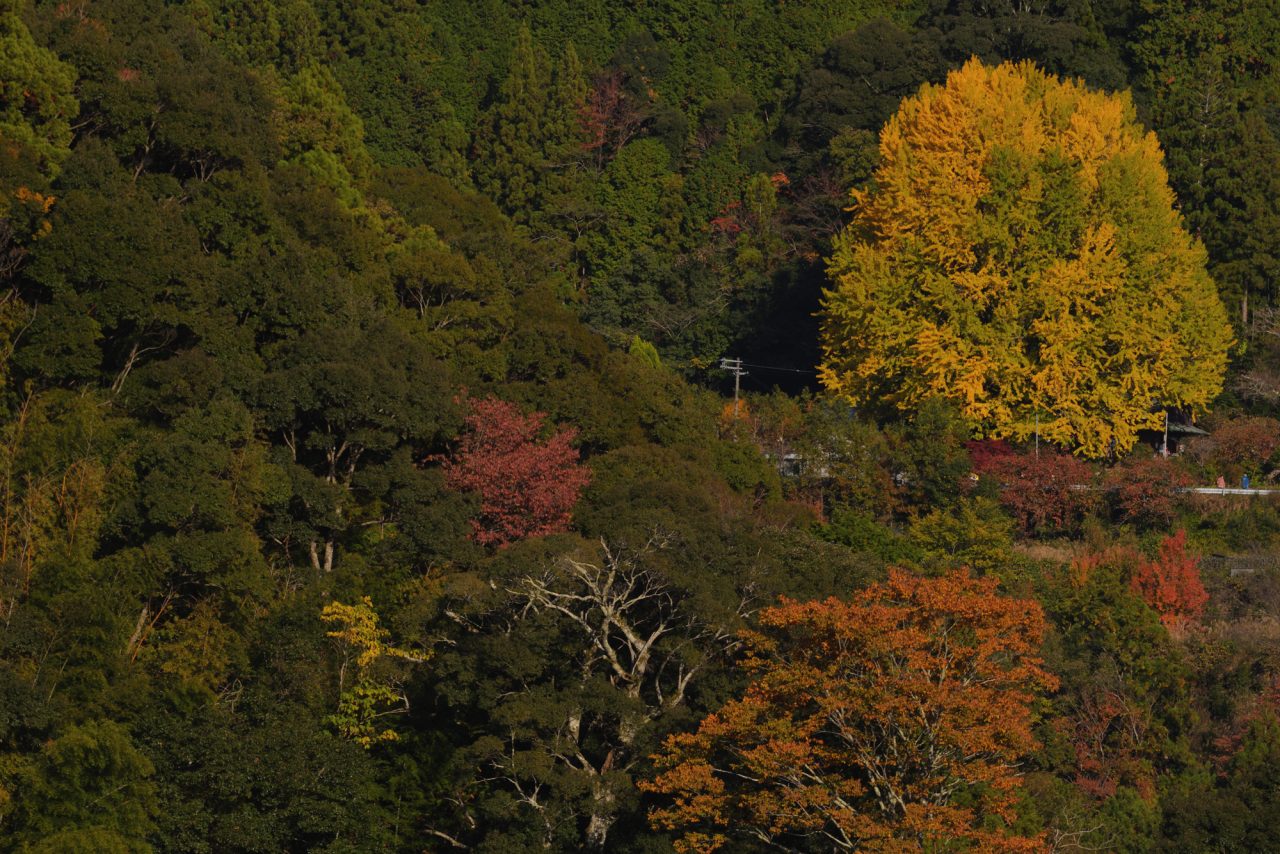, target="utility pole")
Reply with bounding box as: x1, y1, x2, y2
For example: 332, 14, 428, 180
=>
719, 357, 747, 417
